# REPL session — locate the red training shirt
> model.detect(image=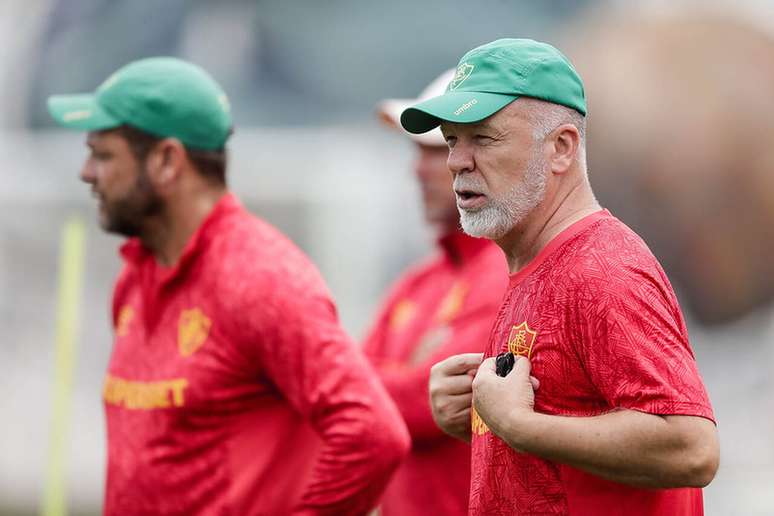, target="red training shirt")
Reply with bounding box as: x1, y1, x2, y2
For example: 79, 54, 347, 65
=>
364, 232, 508, 516
469, 210, 715, 516
104, 193, 410, 515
